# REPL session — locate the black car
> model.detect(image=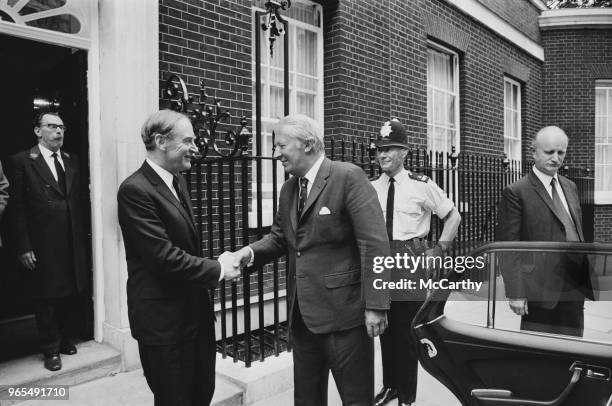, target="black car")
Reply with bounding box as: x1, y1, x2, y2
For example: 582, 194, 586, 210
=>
413, 241, 612, 406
